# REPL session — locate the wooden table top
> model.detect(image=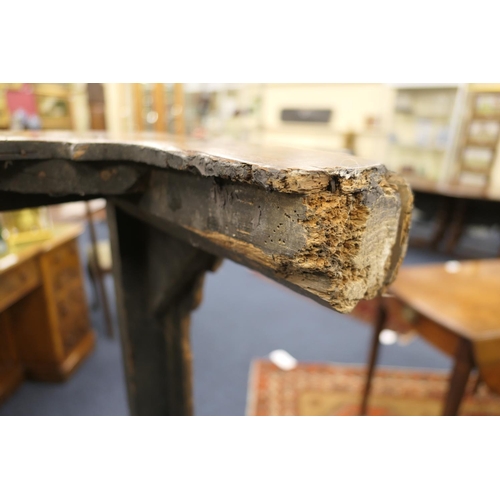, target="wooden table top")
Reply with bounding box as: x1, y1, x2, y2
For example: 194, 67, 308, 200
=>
390, 259, 500, 341
0, 223, 83, 274
0, 131, 412, 313
405, 175, 500, 202
0, 130, 384, 194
